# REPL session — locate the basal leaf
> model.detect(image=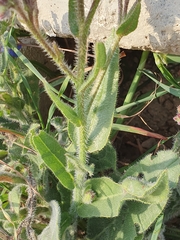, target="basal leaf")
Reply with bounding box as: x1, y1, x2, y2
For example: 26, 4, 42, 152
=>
32, 130, 74, 190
